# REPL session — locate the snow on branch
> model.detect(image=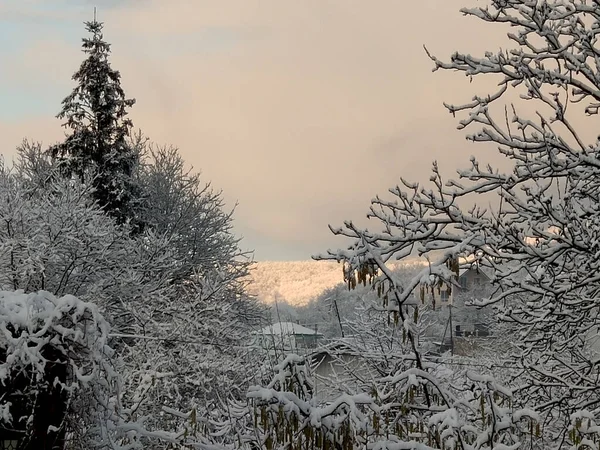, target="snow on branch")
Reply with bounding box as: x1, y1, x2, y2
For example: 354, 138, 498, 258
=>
0, 290, 116, 447
316, 0, 600, 447
0, 290, 206, 449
